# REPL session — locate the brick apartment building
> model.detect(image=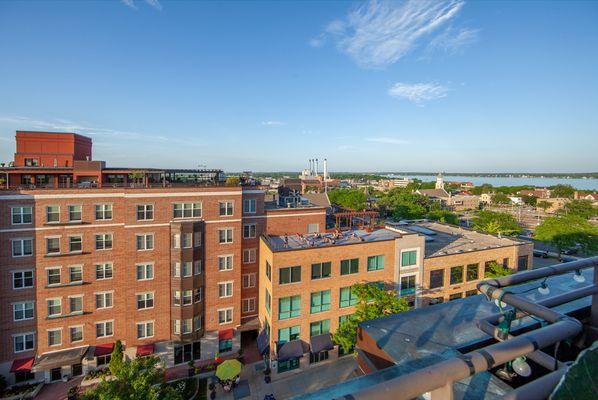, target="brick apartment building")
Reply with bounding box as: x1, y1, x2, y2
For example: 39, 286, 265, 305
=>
0, 131, 326, 384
